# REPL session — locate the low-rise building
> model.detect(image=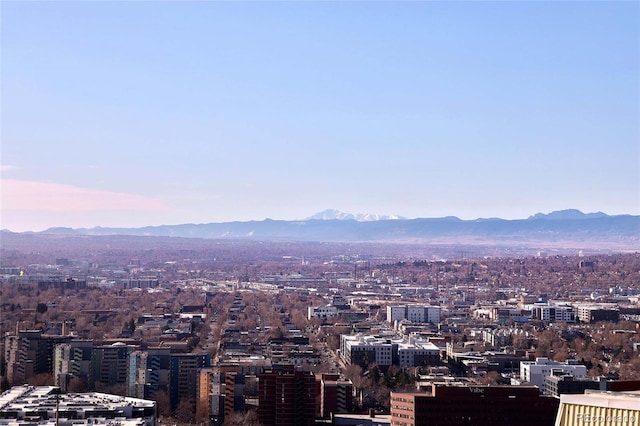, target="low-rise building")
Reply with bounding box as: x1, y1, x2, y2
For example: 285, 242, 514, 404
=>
575, 304, 620, 323
527, 303, 576, 323
308, 305, 339, 320
520, 357, 587, 393
387, 306, 440, 324
0, 386, 156, 426
340, 334, 439, 369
